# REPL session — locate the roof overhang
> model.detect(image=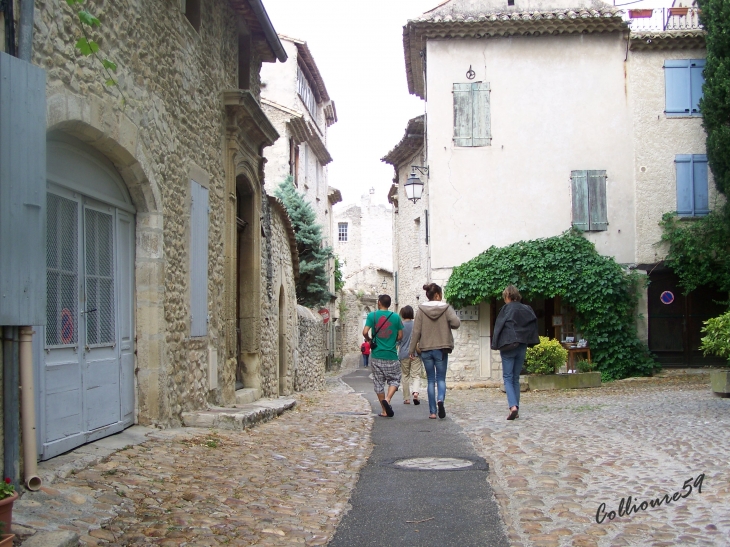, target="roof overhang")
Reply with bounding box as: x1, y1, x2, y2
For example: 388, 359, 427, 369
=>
629, 29, 706, 50
261, 98, 333, 165
328, 186, 343, 205
228, 0, 287, 63
381, 115, 425, 169
404, 8, 627, 98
